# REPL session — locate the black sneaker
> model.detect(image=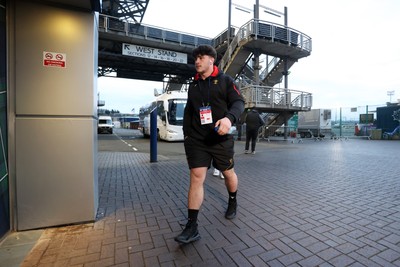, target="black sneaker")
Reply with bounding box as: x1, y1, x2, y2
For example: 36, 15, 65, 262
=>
174, 220, 201, 244
225, 199, 237, 219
